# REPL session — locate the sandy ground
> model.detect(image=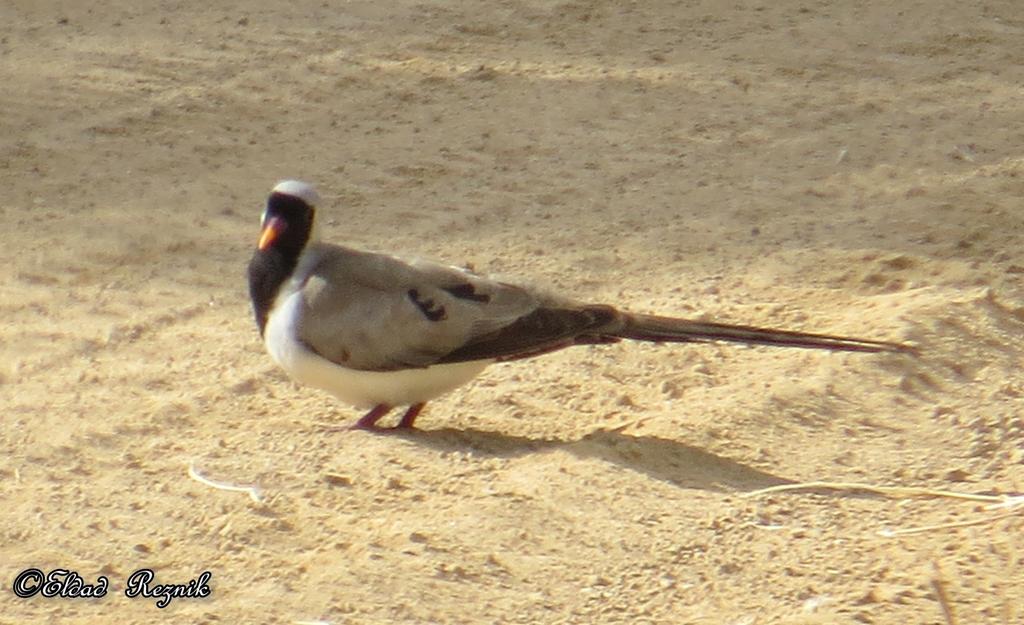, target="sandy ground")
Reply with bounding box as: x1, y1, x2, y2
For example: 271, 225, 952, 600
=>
2, 1, 1023, 623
